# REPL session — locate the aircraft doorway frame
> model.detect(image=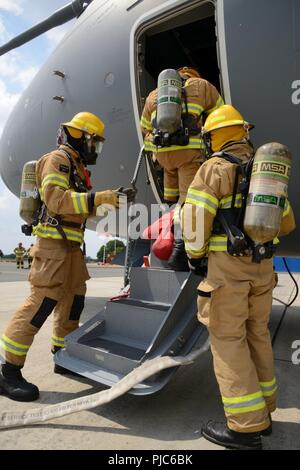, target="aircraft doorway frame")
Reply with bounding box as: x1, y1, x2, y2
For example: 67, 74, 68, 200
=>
130, 0, 224, 203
